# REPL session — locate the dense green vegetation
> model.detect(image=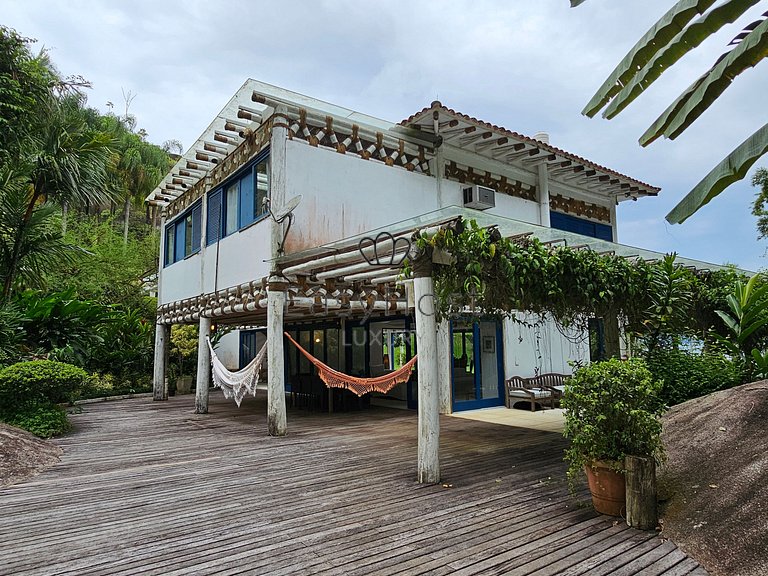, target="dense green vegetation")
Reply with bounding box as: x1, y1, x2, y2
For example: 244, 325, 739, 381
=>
410, 218, 768, 406
0, 26, 171, 436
